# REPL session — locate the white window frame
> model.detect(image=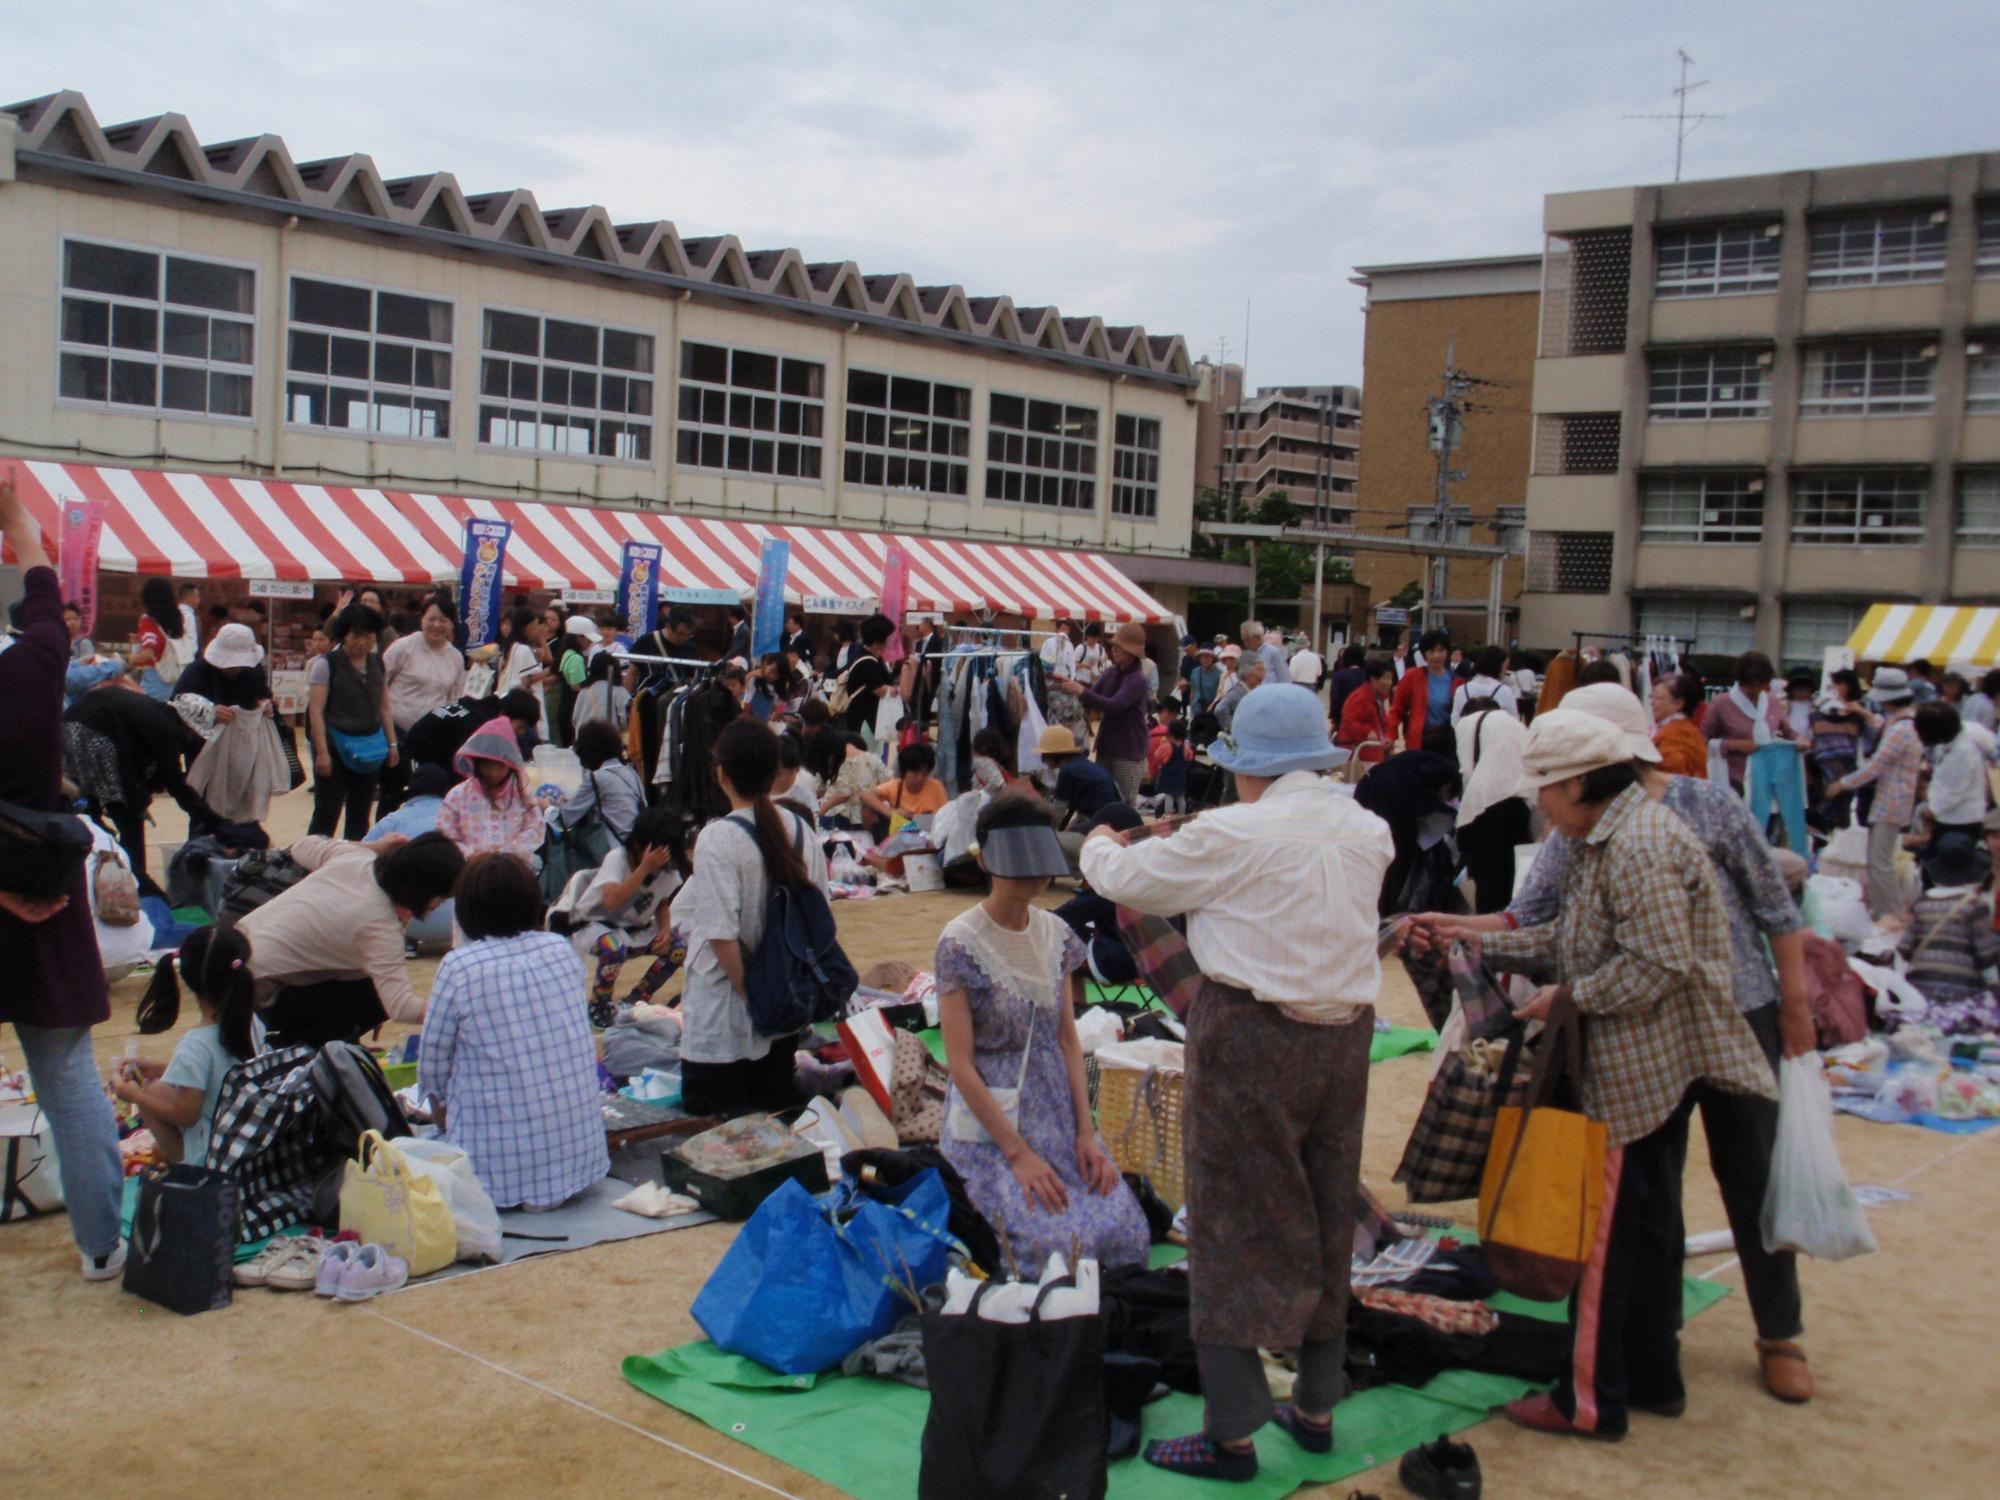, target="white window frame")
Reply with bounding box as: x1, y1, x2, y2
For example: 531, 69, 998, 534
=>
674, 339, 825, 483
1966, 346, 2000, 414
1799, 341, 1936, 418
1959, 470, 2000, 546
1647, 346, 1771, 421
1111, 412, 1161, 520
476, 303, 657, 465
1640, 473, 1765, 544
56, 234, 258, 424
1780, 601, 1867, 672
1790, 471, 1927, 545
284, 273, 455, 444
1636, 597, 1756, 657
1976, 204, 2000, 277
840, 368, 968, 499
1654, 224, 1781, 299
984, 392, 1099, 512
1808, 209, 1948, 288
